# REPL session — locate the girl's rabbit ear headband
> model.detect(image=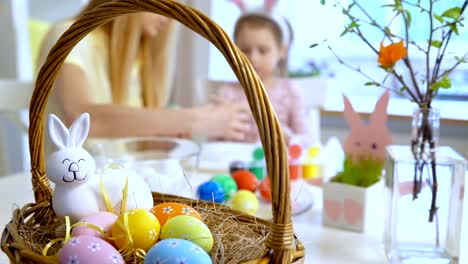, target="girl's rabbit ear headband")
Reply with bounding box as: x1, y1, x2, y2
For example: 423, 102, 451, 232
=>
230, 0, 291, 45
